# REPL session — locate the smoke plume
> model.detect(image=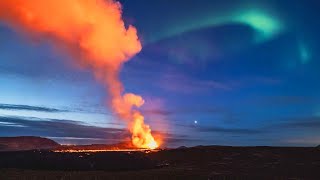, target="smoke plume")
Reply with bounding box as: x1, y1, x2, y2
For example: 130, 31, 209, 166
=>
0, 0, 158, 149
